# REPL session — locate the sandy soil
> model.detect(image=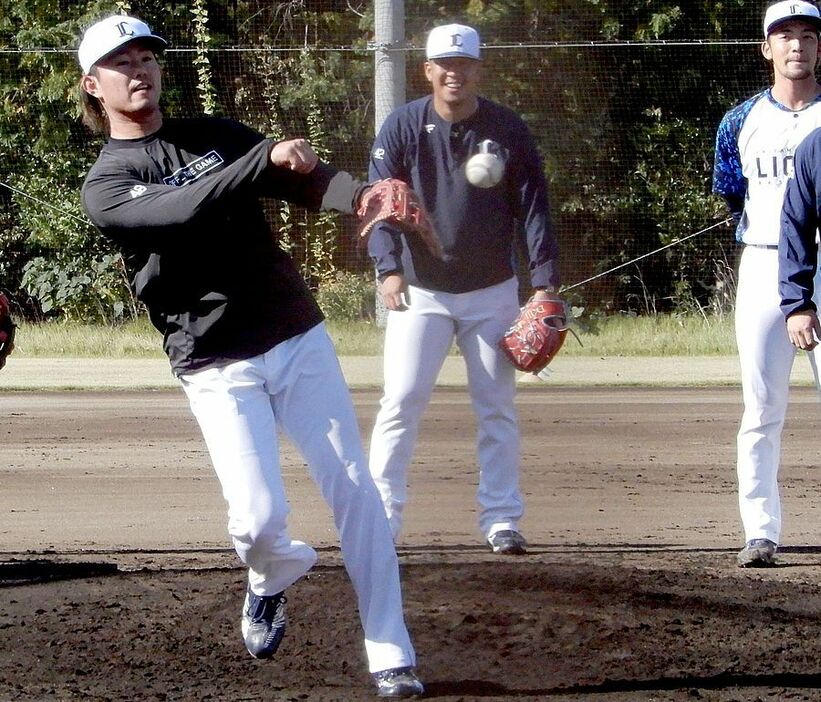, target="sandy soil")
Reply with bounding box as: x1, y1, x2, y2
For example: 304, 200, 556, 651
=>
1, 386, 819, 701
